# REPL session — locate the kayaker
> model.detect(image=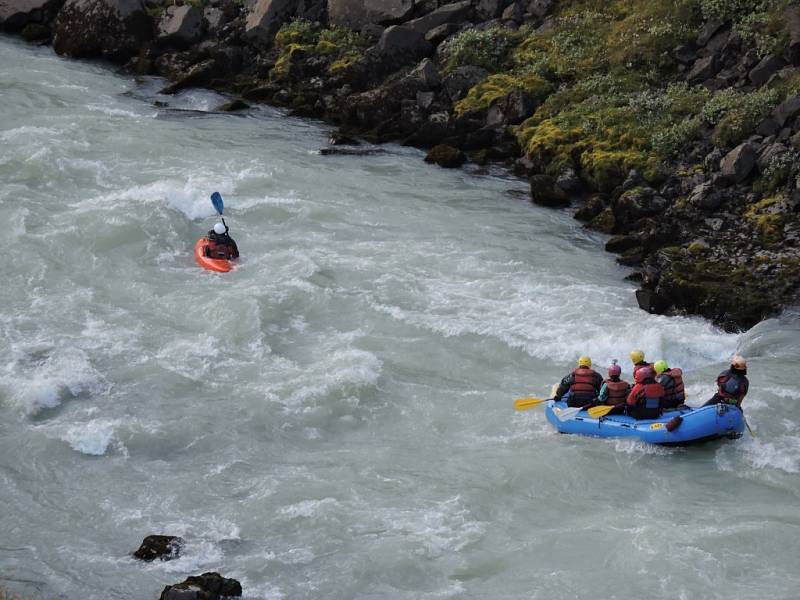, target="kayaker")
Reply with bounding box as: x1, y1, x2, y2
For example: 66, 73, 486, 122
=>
597, 360, 630, 413
629, 349, 651, 378
703, 355, 749, 408
205, 221, 239, 260
654, 360, 685, 409
626, 366, 665, 419
553, 356, 603, 407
